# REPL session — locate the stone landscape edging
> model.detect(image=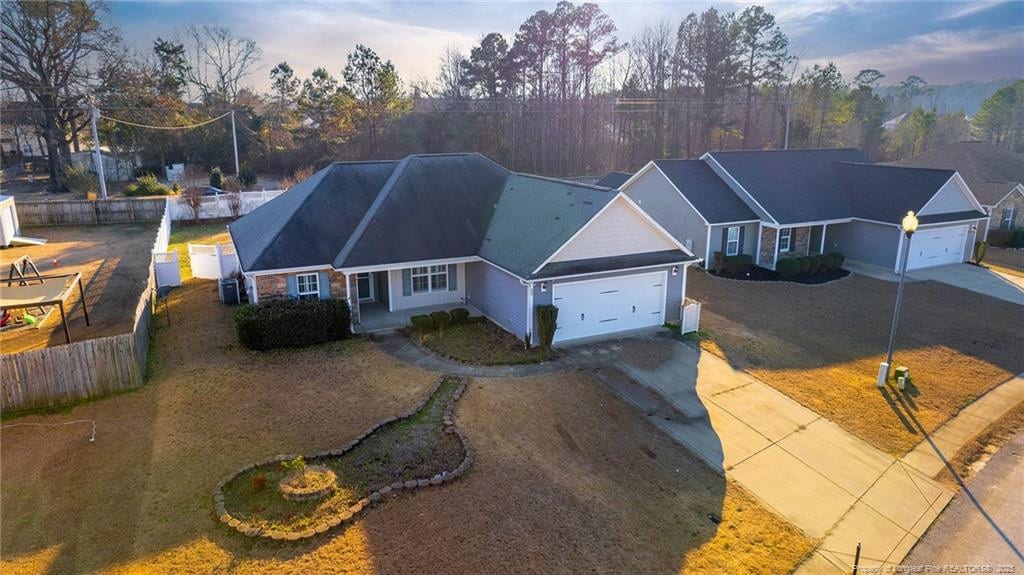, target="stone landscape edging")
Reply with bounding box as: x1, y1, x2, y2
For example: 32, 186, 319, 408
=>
212, 375, 474, 541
